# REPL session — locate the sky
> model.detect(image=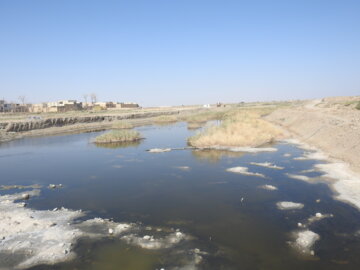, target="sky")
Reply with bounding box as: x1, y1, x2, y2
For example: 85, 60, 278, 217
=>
0, 0, 359, 107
